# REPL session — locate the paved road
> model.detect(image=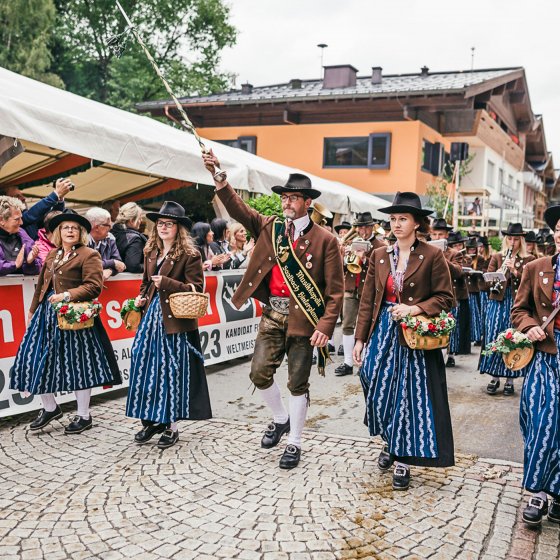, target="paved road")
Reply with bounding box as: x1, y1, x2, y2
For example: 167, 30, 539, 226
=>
205, 333, 524, 463
2, 333, 558, 560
